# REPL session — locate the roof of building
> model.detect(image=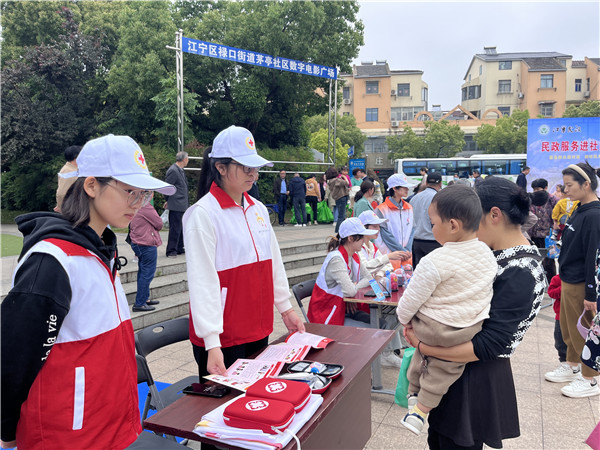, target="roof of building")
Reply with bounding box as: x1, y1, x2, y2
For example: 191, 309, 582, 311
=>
463, 50, 572, 79
390, 70, 424, 76
572, 60, 587, 68
588, 58, 600, 66
355, 63, 390, 78
522, 57, 567, 71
